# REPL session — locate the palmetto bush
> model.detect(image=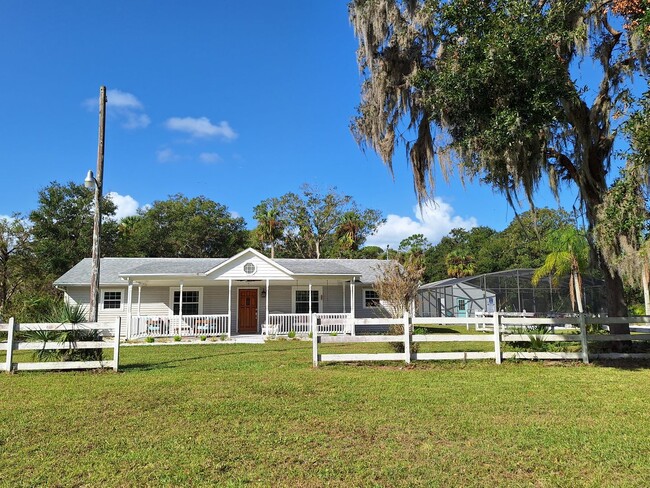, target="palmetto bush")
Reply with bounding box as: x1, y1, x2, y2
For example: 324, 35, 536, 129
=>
22, 302, 103, 362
